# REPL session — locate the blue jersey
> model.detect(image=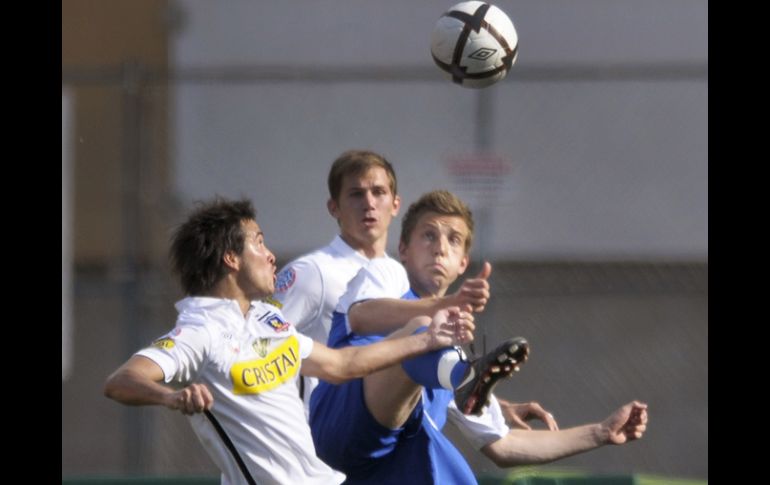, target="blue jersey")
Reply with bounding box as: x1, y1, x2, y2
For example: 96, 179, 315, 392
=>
310, 289, 477, 484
